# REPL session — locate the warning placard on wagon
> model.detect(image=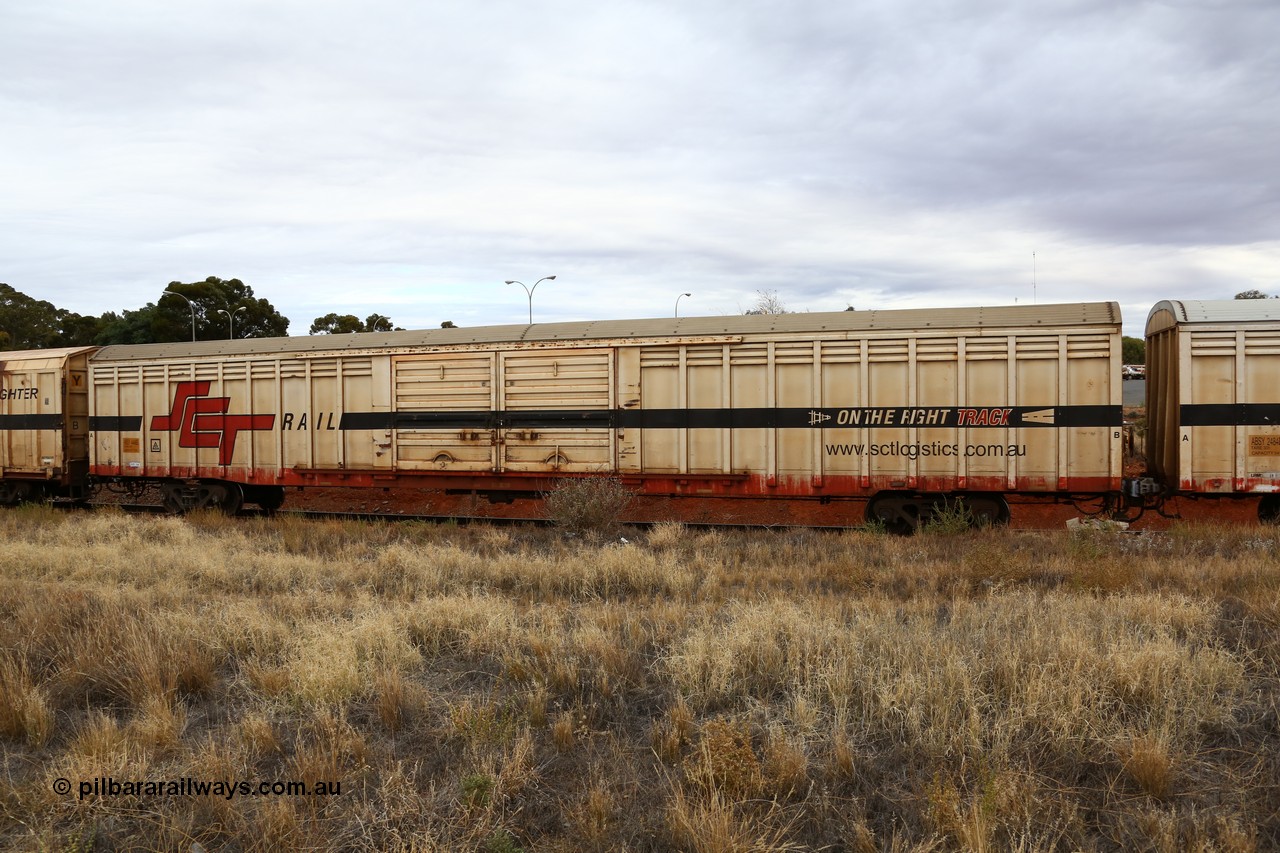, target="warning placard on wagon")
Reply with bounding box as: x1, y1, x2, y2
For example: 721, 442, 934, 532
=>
1249, 435, 1280, 457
